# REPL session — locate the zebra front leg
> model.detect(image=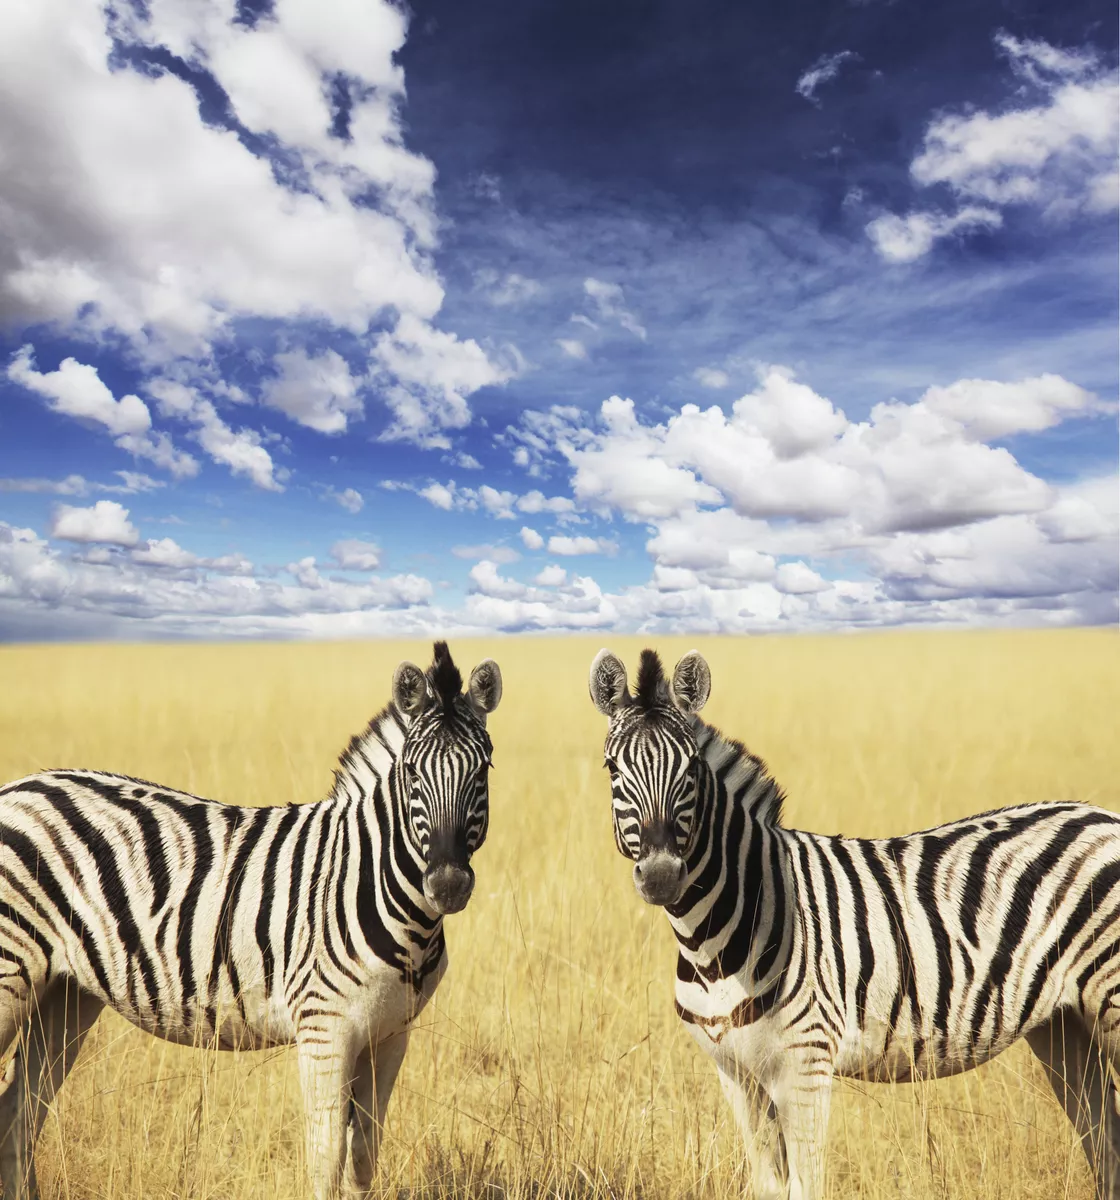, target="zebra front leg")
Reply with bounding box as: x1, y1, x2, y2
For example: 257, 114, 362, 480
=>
715, 1064, 786, 1199
1026, 1011, 1120, 1200
298, 1032, 357, 1200
0, 981, 103, 1200
770, 1067, 833, 1200
344, 1031, 408, 1196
